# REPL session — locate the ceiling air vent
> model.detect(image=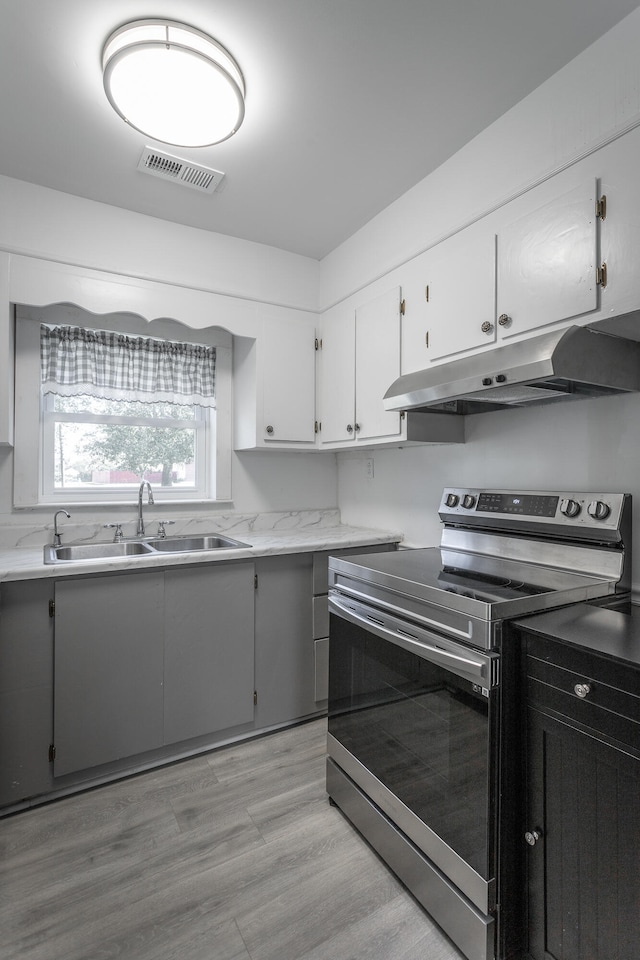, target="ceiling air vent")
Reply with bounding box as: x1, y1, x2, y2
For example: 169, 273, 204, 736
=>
137, 147, 225, 193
